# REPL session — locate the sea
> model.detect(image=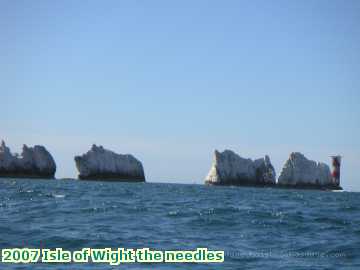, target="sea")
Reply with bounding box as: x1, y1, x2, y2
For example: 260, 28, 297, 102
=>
0, 178, 359, 270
